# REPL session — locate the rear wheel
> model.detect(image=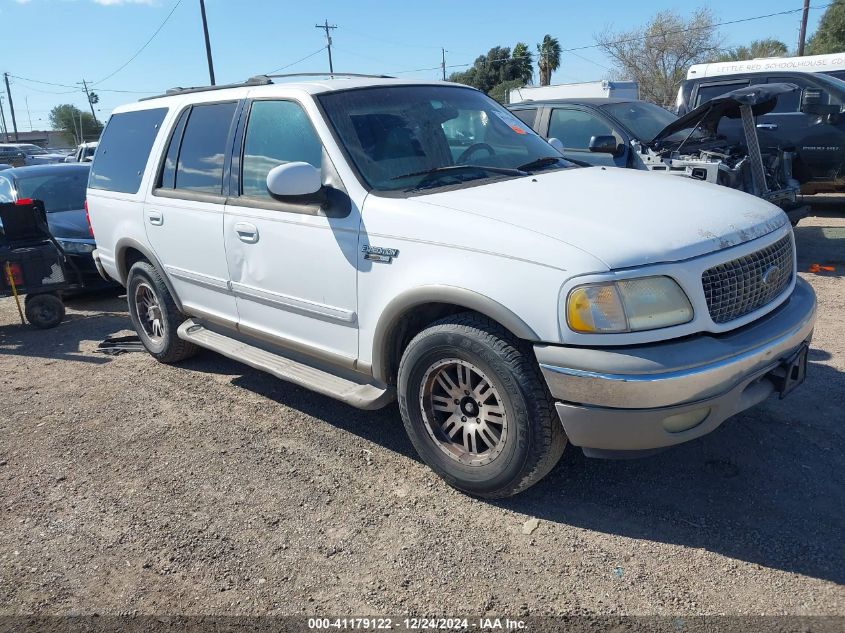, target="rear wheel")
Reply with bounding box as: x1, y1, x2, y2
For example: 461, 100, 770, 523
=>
397, 313, 567, 498
24, 293, 65, 329
126, 261, 197, 363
